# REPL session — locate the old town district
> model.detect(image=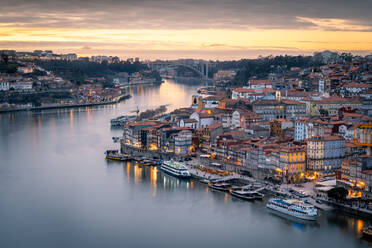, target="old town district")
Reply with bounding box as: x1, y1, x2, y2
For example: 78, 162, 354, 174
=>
122, 63, 372, 201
